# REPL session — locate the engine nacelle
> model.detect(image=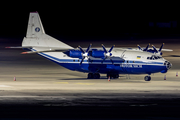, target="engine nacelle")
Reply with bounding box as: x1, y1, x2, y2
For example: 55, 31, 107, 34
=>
64, 50, 82, 58
90, 50, 105, 58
